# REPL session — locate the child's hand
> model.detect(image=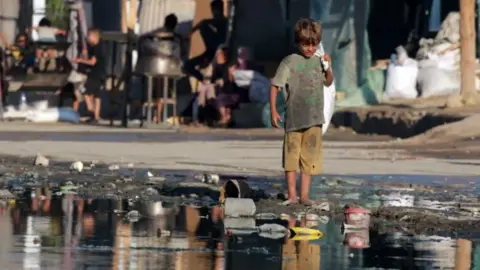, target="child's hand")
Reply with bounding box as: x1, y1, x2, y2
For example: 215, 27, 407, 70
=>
320, 54, 331, 71
270, 110, 282, 128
